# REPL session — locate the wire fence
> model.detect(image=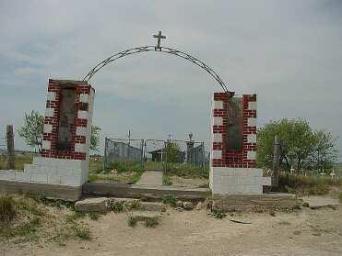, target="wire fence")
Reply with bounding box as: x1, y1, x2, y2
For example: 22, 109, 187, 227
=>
103, 137, 209, 172
0, 136, 7, 155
